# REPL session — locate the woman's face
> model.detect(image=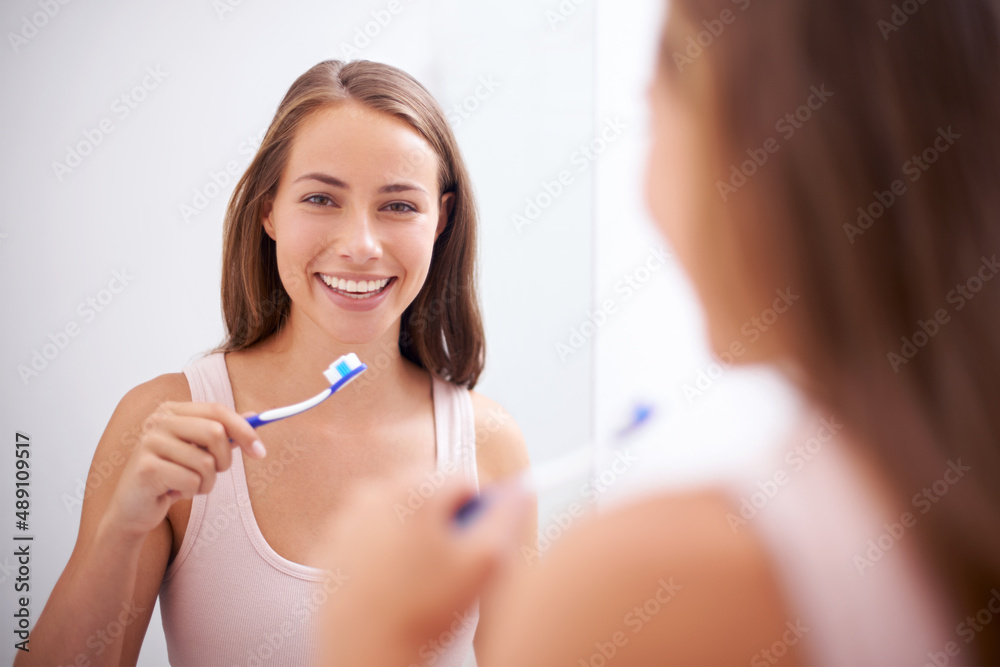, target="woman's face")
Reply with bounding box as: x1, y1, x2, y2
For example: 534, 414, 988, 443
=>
645, 71, 701, 287
645, 61, 769, 362
263, 102, 452, 345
